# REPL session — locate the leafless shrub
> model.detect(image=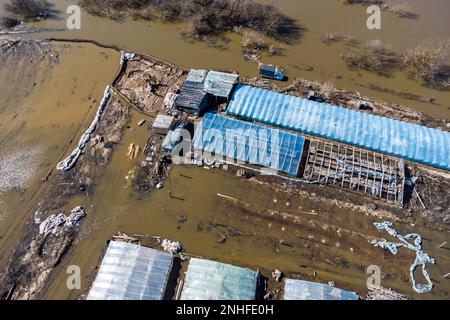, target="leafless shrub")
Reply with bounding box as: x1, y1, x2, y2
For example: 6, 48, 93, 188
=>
342, 40, 402, 76
322, 32, 357, 46
389, 3, 417, 19
242, 30, 268, 50
0, 16, 20, 29
268, 44, 283, 56
403, 40, 450, 89
4, 0, 54, 21
339, 0, 417, 19
241, 30, 283, 60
